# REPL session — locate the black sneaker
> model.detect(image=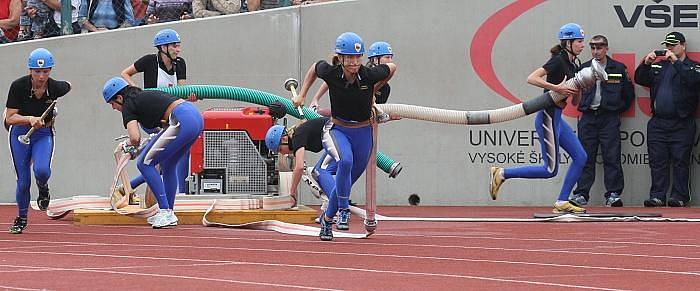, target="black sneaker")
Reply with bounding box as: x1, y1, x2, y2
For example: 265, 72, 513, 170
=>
37, 182, 50, 211
9, 216, 27, 234
668, 198, 688, 207
605, 193, 623, 207
569, 194, 588, 207
643, 198, 665, 207
319, 215, 333, 241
